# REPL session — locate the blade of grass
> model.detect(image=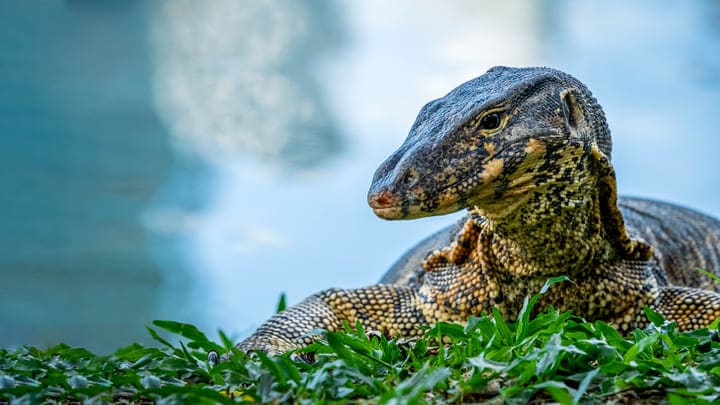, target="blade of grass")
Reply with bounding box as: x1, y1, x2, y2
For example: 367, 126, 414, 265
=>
276, 293, 287, 313
492, 307, 513, 345
146, 326, 181, 355
516, 276, 571, 342
573, 368, 599, 404
697, 268, 720, 283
